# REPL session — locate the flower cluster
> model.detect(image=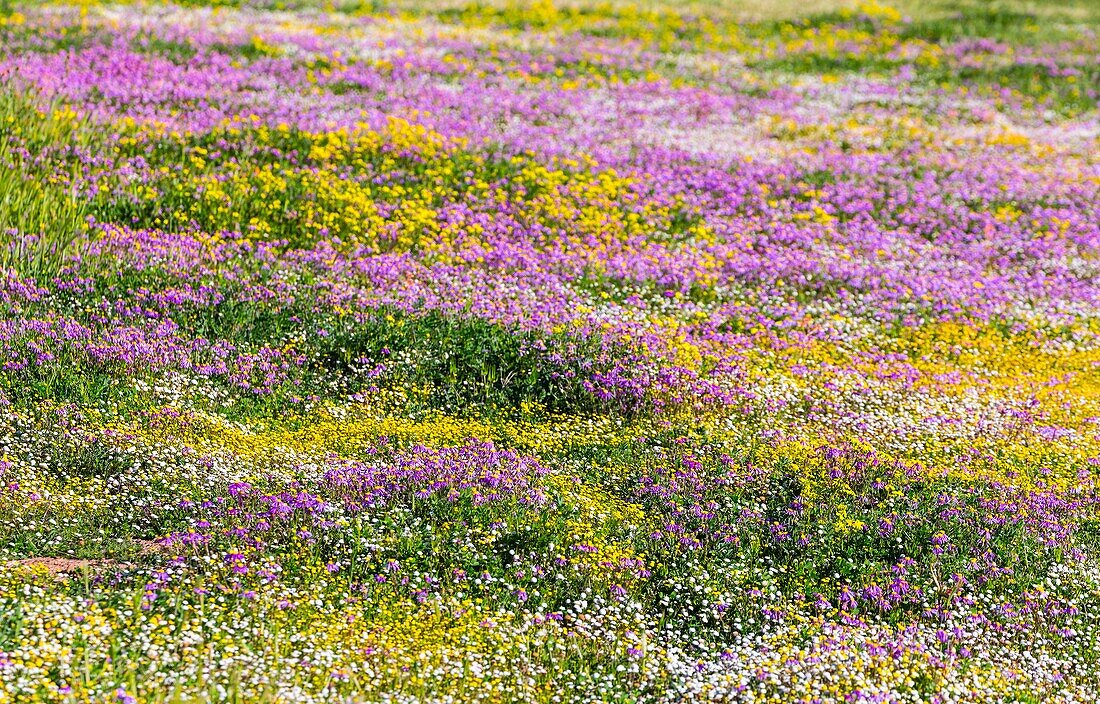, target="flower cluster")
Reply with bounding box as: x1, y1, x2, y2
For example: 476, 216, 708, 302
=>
0, 0, 1097, 702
